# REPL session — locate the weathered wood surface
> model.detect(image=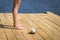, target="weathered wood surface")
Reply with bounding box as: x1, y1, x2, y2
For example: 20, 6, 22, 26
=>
0, 12, 60, 40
